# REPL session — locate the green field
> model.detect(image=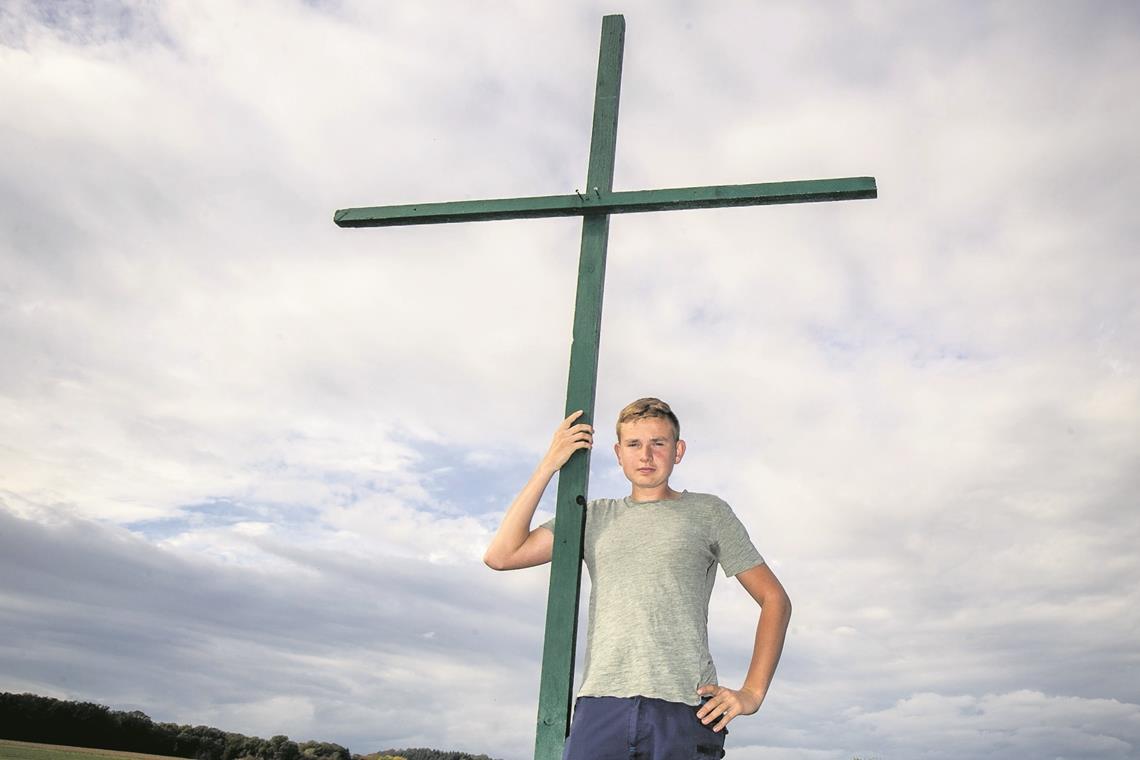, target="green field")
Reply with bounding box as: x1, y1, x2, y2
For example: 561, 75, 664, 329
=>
0, 740, 185, 760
